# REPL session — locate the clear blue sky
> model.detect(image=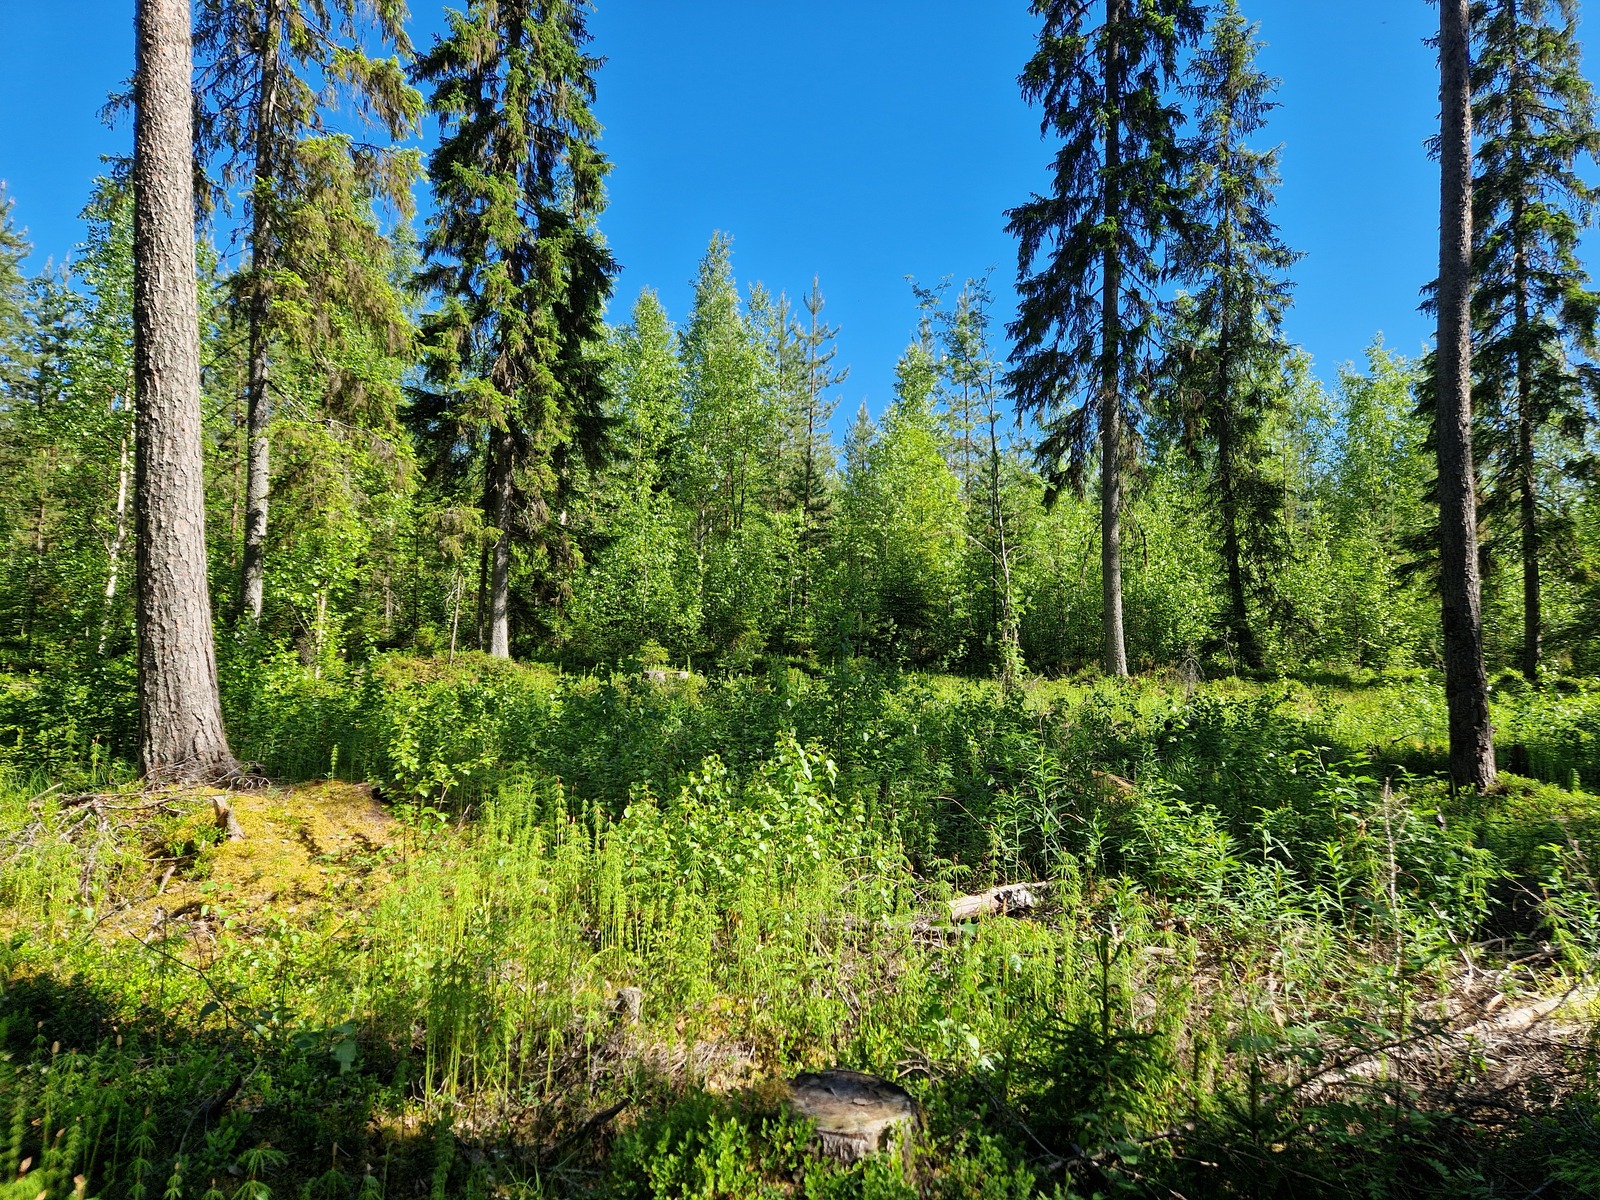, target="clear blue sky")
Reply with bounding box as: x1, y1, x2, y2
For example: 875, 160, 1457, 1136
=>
2, 2, 1594, 417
